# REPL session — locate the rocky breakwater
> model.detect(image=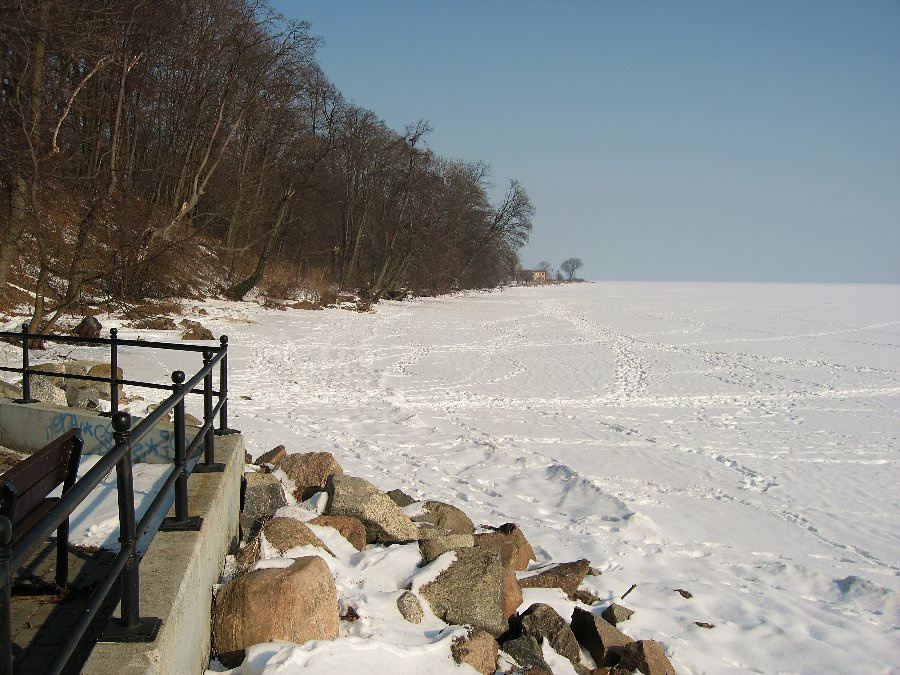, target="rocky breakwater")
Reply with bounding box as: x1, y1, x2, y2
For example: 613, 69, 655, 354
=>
212, 448, 677, 674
